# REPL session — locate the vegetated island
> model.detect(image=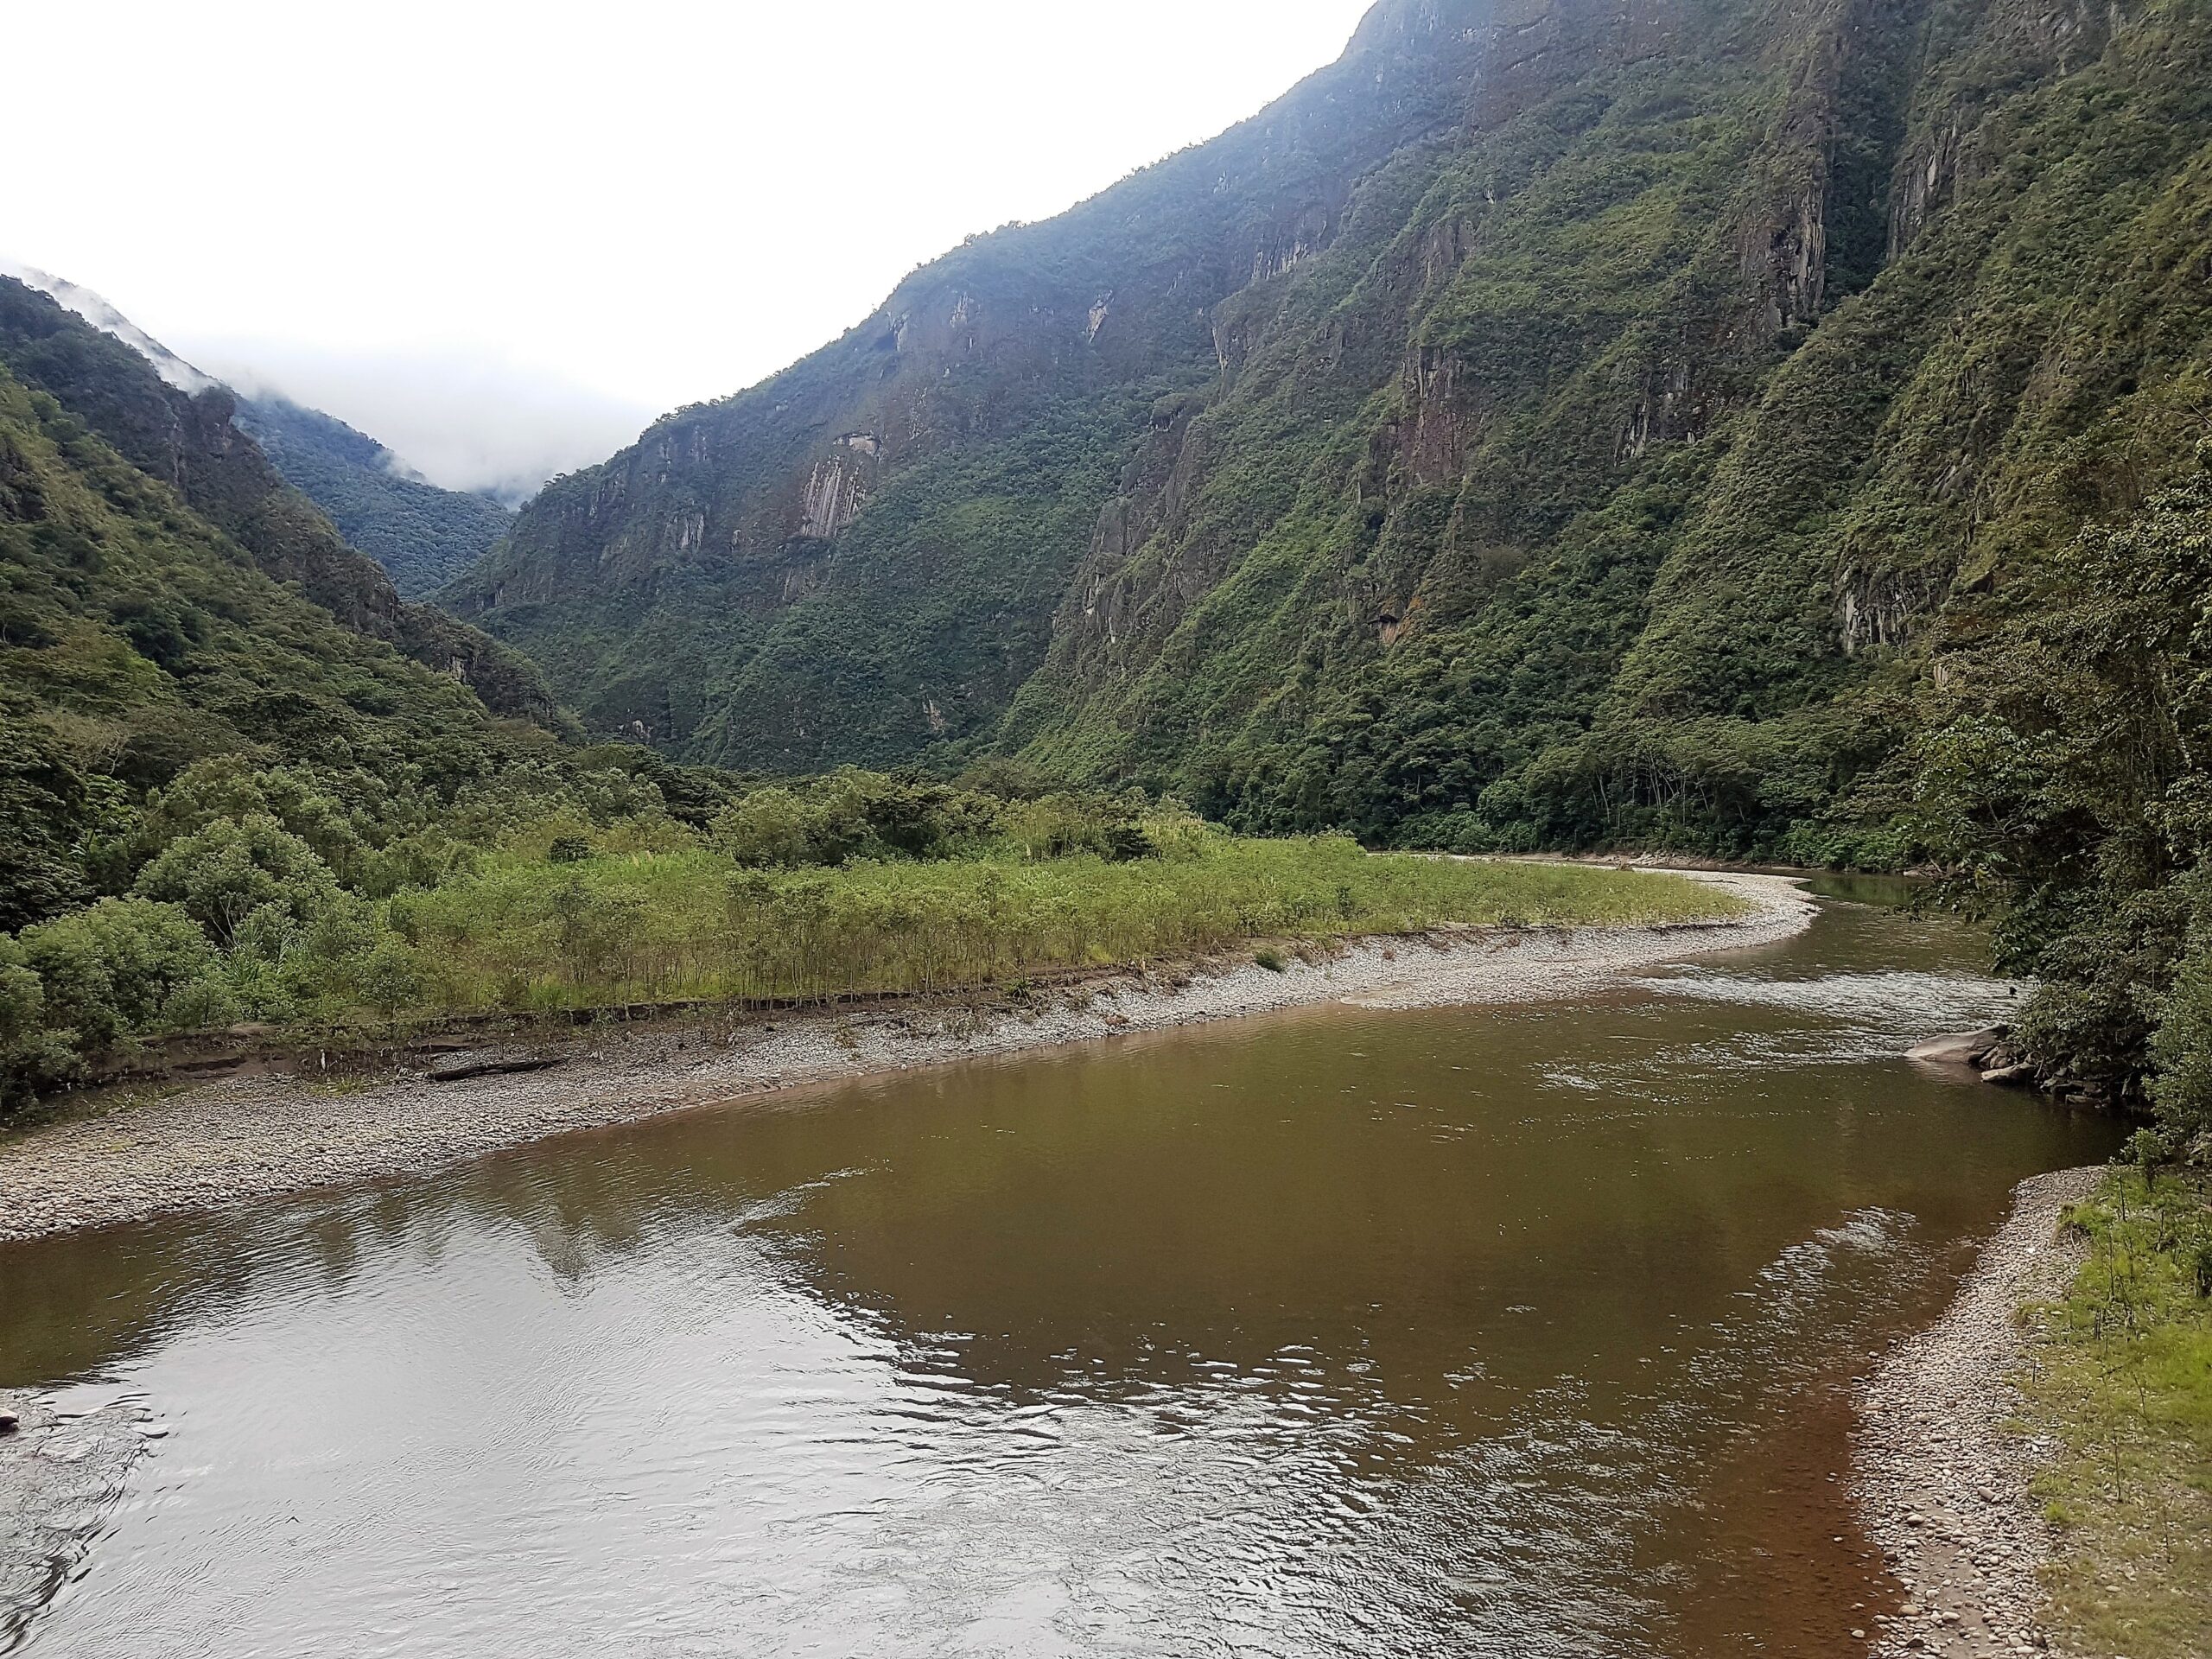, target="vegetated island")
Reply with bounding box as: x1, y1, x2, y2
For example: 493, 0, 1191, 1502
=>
0, 768, 1797, 1243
